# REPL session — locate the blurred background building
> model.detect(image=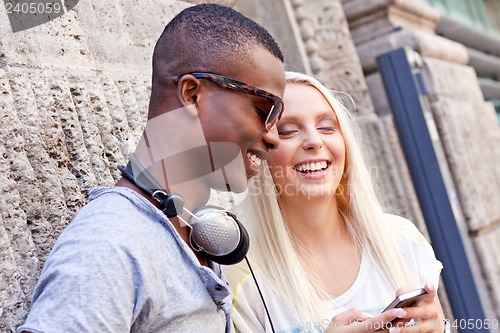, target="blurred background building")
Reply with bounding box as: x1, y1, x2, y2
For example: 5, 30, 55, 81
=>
0, 0, 498, 331
423, 0, 500, 122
